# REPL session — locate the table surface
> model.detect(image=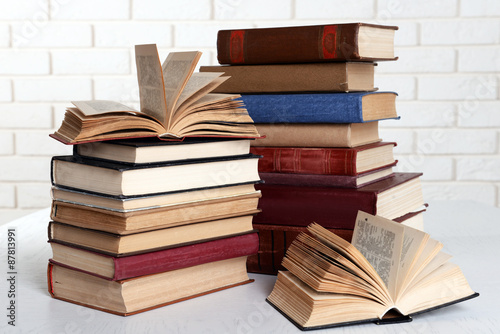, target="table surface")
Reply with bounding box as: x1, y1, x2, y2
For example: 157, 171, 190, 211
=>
0, 200, 499, 334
